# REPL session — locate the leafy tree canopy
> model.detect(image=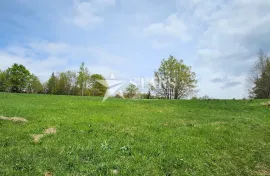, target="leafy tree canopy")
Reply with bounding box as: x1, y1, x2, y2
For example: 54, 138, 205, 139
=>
6, 63, 31, 92
154, 55, 197, 99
